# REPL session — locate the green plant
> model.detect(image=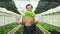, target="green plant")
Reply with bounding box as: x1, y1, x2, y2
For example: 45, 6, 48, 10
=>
0, 22, 18, 34
23, 11, 35, 17
39, 22, 56, 31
